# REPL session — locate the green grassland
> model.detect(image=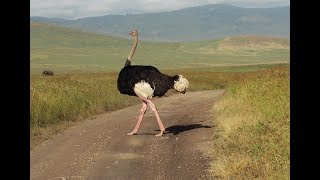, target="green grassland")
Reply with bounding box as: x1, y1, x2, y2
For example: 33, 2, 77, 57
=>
31, 22, 289, 74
